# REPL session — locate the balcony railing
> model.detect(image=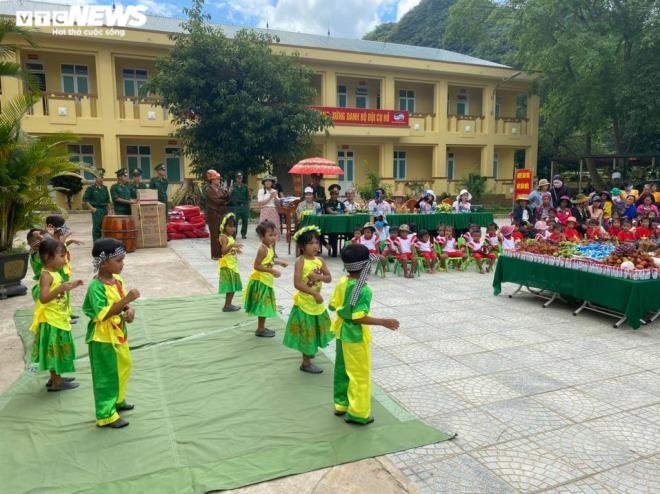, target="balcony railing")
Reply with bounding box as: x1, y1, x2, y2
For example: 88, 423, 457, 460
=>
447, 114, 485, 134
117, 96, 169, 125
27, 92, 98, 118
495, 117, 530, 136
